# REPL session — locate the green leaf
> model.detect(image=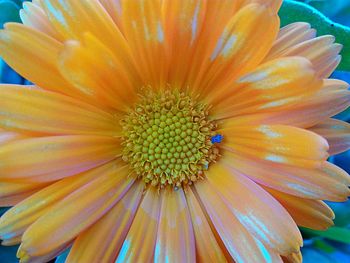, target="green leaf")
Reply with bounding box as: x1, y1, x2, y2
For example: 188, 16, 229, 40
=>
302, 0, 350, 20
0, 0, 21, 29
313, 239, 335, 254
279, 0, 350, 71
301, 226, 350, 244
